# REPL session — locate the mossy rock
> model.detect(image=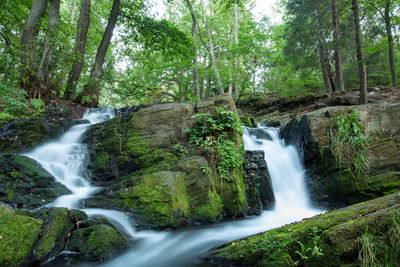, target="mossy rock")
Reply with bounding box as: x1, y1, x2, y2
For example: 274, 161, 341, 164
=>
32, 208, 87, 263
0, 117, 68, 153
217, 168, 248, 218
0, 205, 43, 267
240, 116, 257, 128
116, 171, 189, 229
0, 153, 70, 208
208, 192, 400, 266
69, 224, 127, 261
172, 156, 223, 223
